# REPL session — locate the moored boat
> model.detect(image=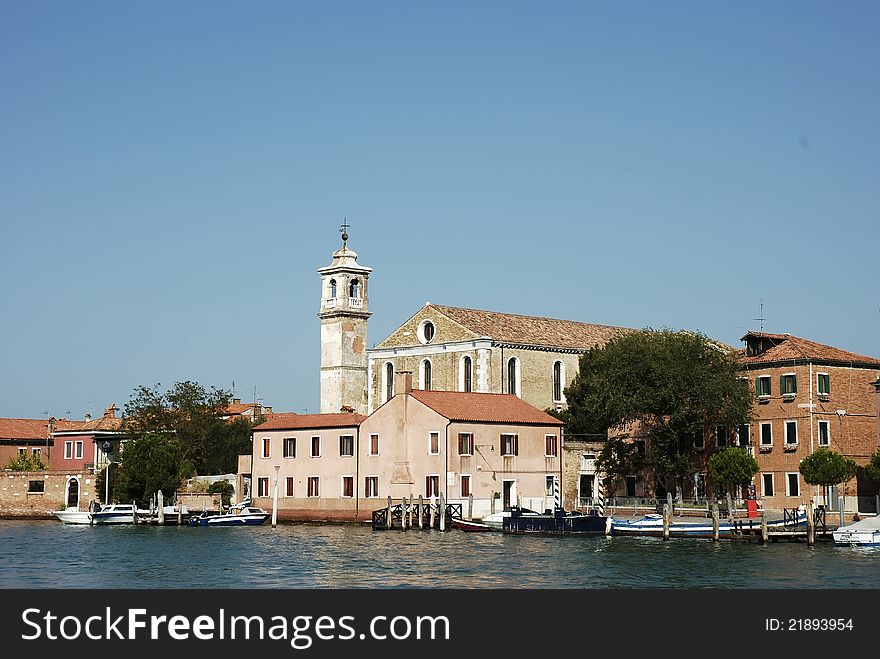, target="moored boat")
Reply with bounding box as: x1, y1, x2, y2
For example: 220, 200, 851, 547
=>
89, 503, 141, 524
189, 500, 269, 526
611, 510, 807, 538
54, 506, 99, 524
502, 508, 608, 535
451, 517, 492, 532
833, 516, 880, 547
481, 506, 541, 531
